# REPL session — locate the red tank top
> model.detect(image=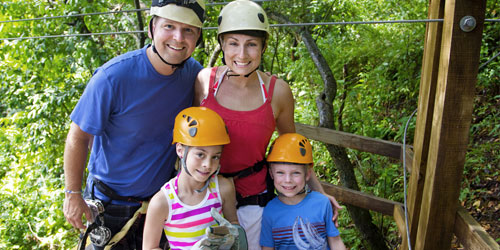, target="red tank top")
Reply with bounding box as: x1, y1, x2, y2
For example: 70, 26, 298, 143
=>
201, 67, 276, 197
